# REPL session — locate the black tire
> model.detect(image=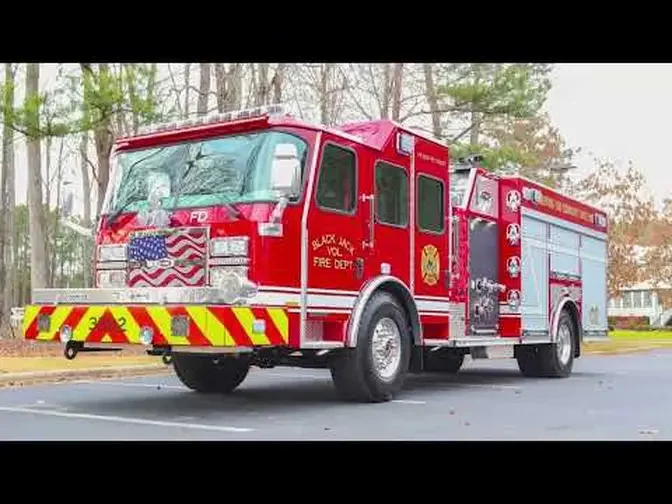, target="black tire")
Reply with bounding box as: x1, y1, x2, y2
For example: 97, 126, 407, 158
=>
329, 292, 411, 403
515, 345, 544, 377
172, 354, 250, 393
424, 349, 465, 373
516, 309, 576, 379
